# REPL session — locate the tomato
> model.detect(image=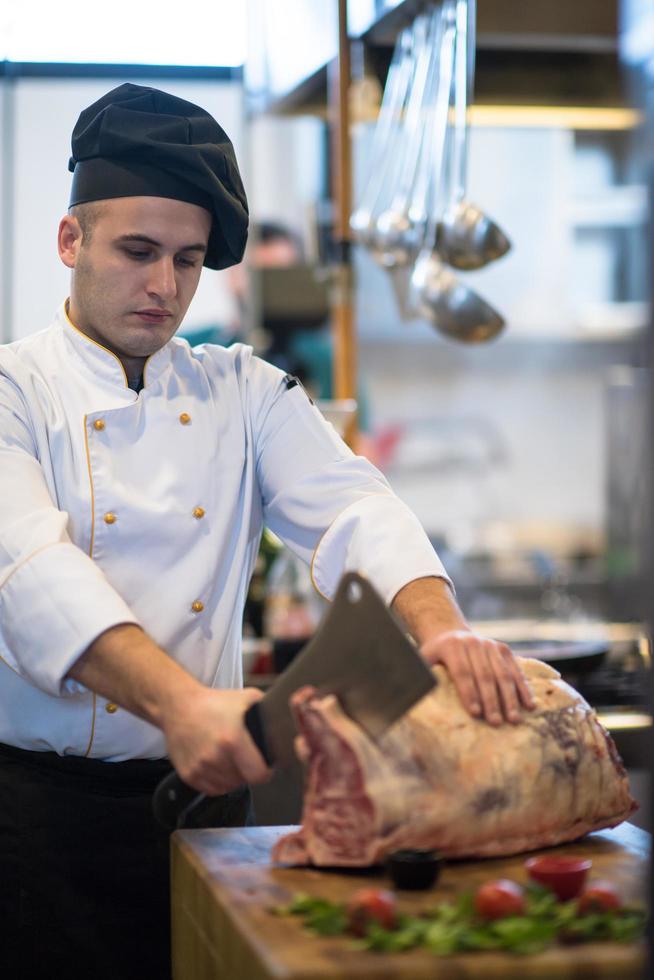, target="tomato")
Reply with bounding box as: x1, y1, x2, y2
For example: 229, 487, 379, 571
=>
474, 879, 526, 921
578, 882, 622, 914
524, 856, 592, 901
346, 887, 398, 936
